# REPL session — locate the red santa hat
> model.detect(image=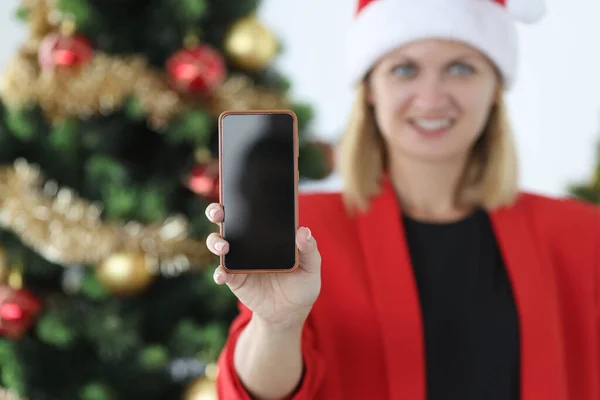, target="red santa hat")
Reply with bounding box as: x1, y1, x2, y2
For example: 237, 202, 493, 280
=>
346, 0, 546, 89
